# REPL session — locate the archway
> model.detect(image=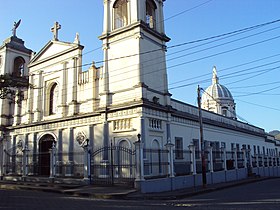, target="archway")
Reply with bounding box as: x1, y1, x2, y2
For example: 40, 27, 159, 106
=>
38, 134, 55, 176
